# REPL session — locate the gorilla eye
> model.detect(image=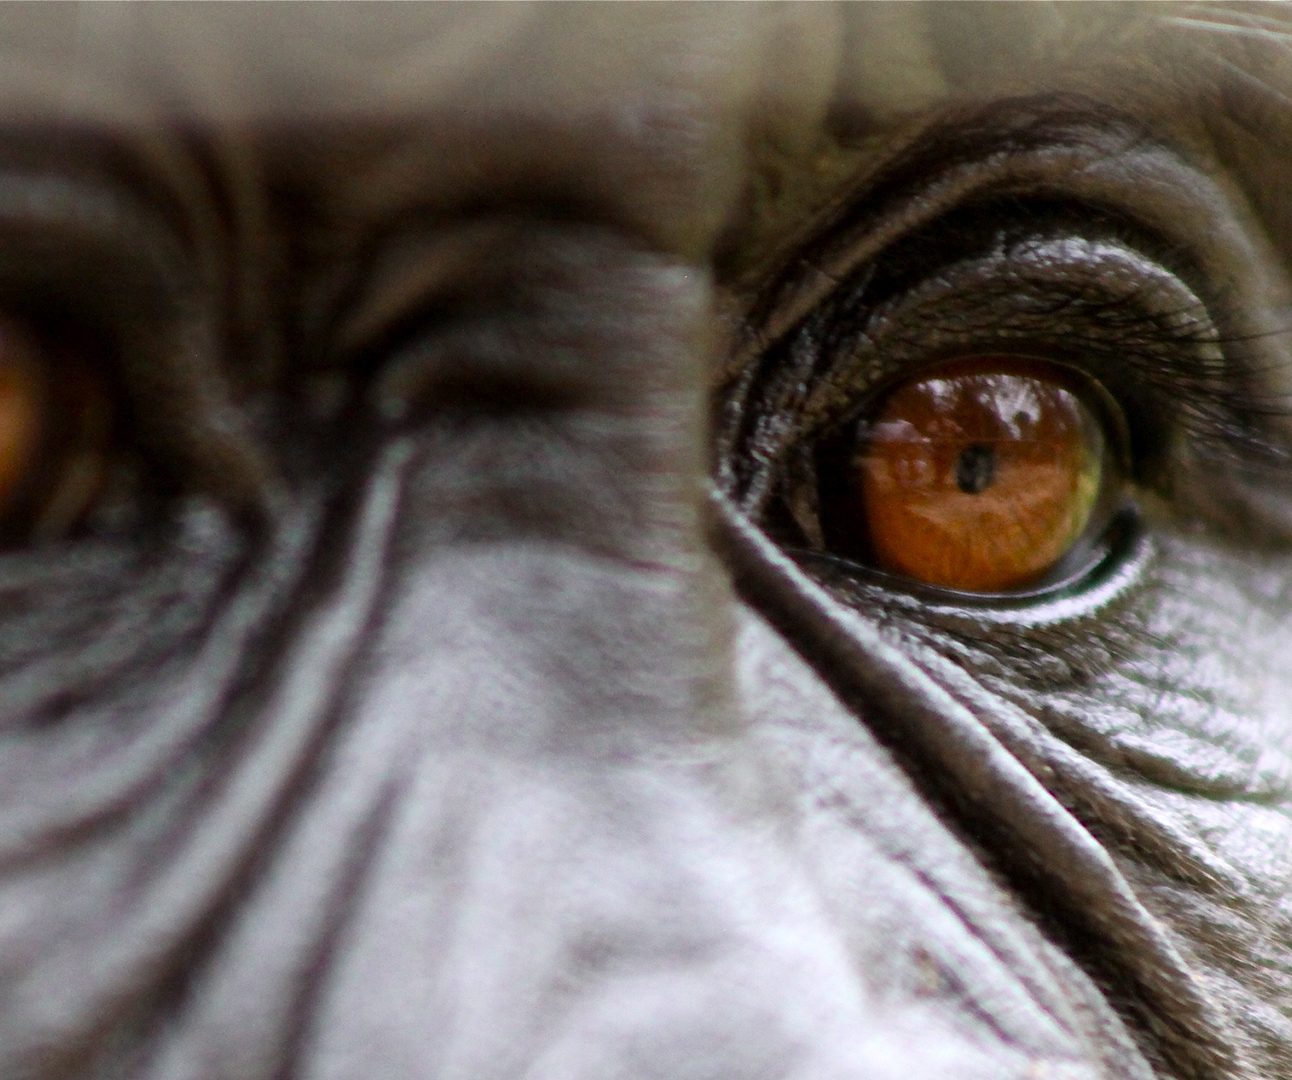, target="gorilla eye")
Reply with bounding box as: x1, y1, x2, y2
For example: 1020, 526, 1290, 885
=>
718, 193, 1287, 610
814, 356, 1120, 594
0, 314, 113, 542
